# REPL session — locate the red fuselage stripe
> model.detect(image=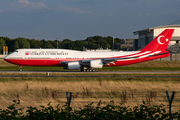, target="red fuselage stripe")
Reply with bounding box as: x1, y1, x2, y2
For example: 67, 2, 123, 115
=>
5, 53, 169, 67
